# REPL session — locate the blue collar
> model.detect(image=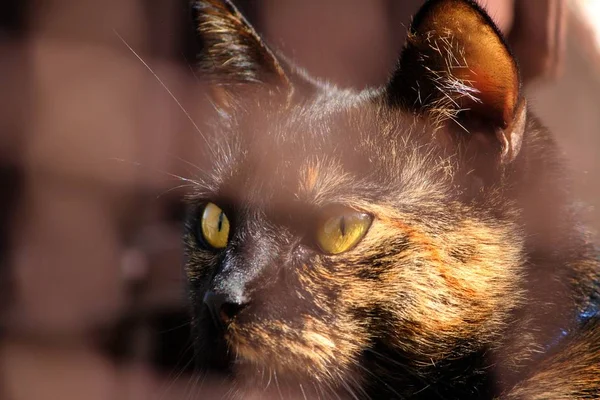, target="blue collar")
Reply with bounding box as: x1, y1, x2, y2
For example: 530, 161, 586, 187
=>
546, 289, 600, 351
